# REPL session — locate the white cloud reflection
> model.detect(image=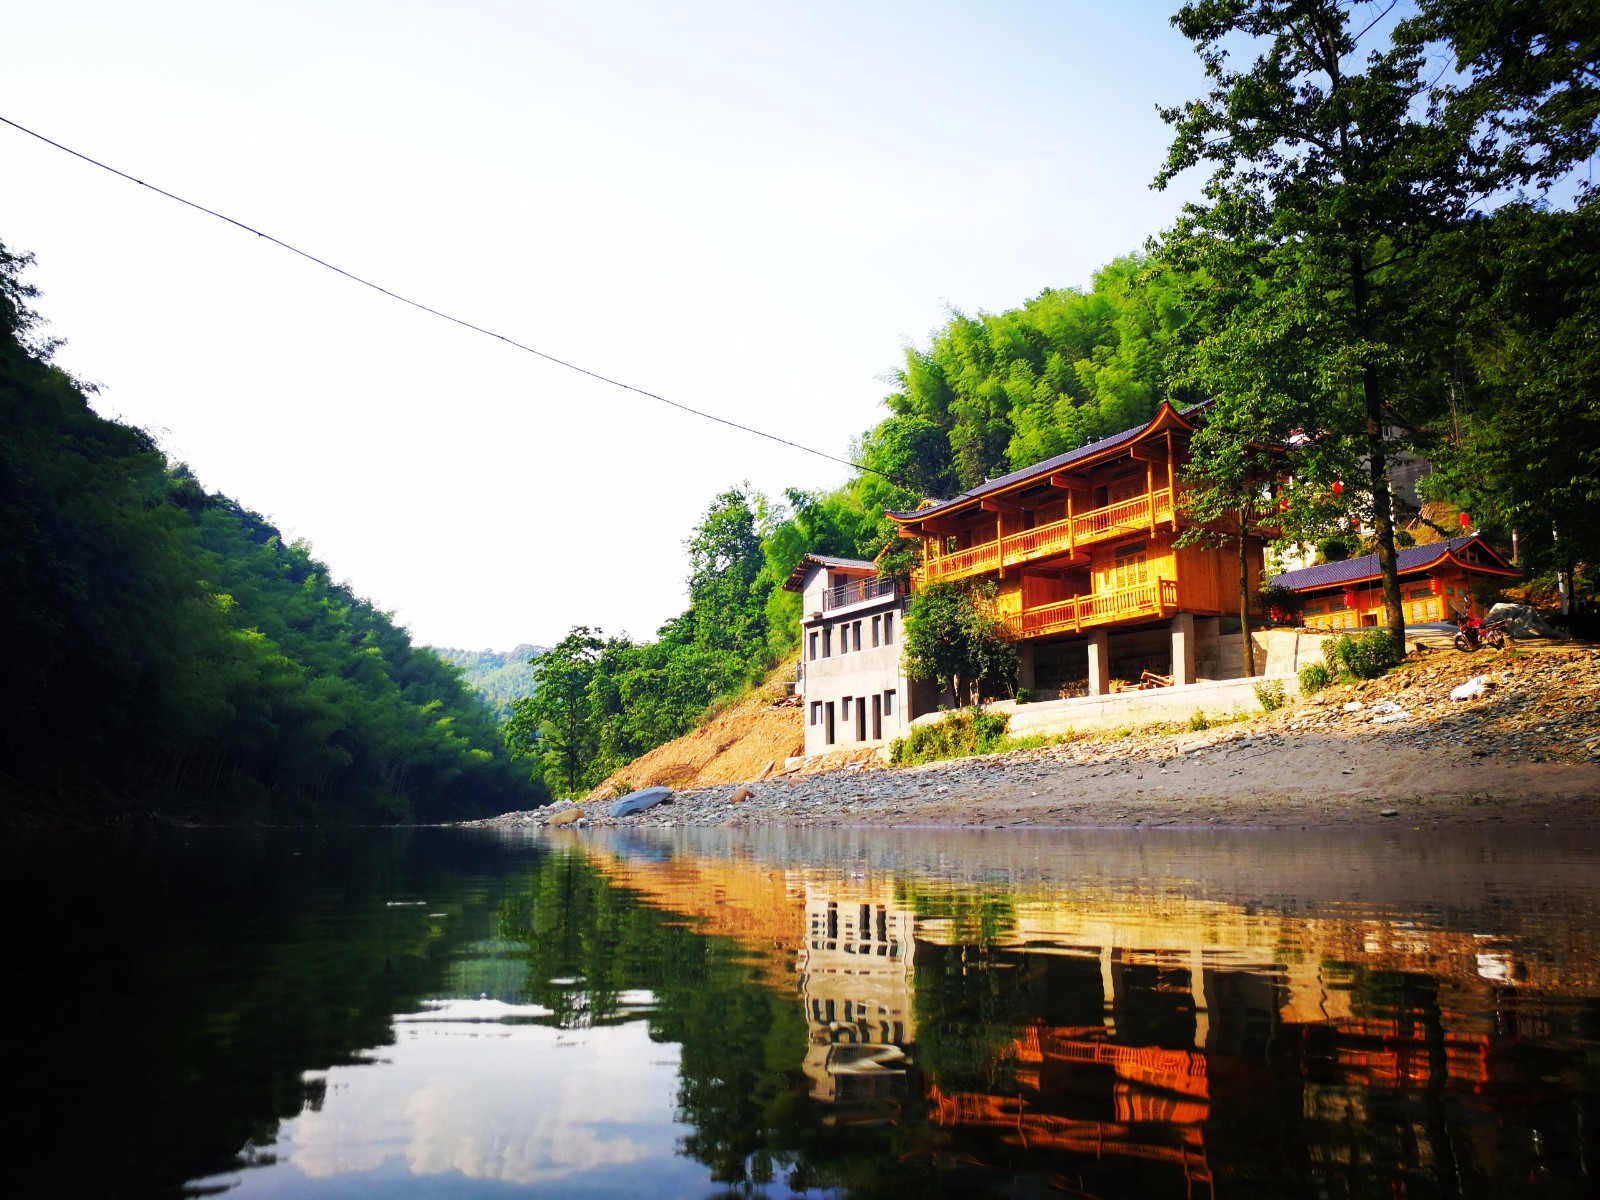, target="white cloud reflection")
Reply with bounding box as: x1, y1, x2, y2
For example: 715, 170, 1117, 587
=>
255, 1018, 688, 1189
